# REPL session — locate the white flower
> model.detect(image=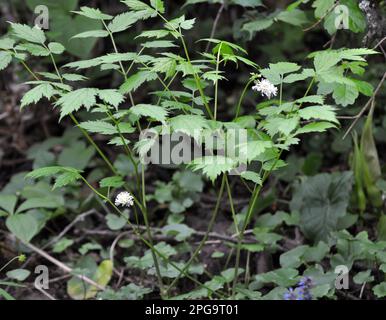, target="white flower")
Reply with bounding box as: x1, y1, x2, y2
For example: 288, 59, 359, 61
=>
252, 78, 278, 99
115, 191, 134, 207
